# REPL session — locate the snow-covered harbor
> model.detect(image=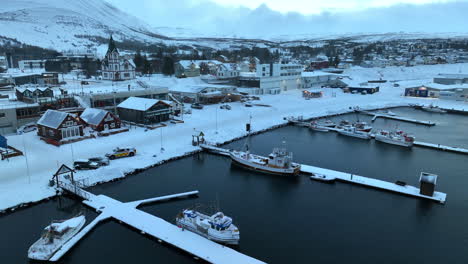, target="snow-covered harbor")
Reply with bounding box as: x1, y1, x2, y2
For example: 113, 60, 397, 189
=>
1, 64, 468, 214
47, 184, 265, 264
199, 144, 447, 203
